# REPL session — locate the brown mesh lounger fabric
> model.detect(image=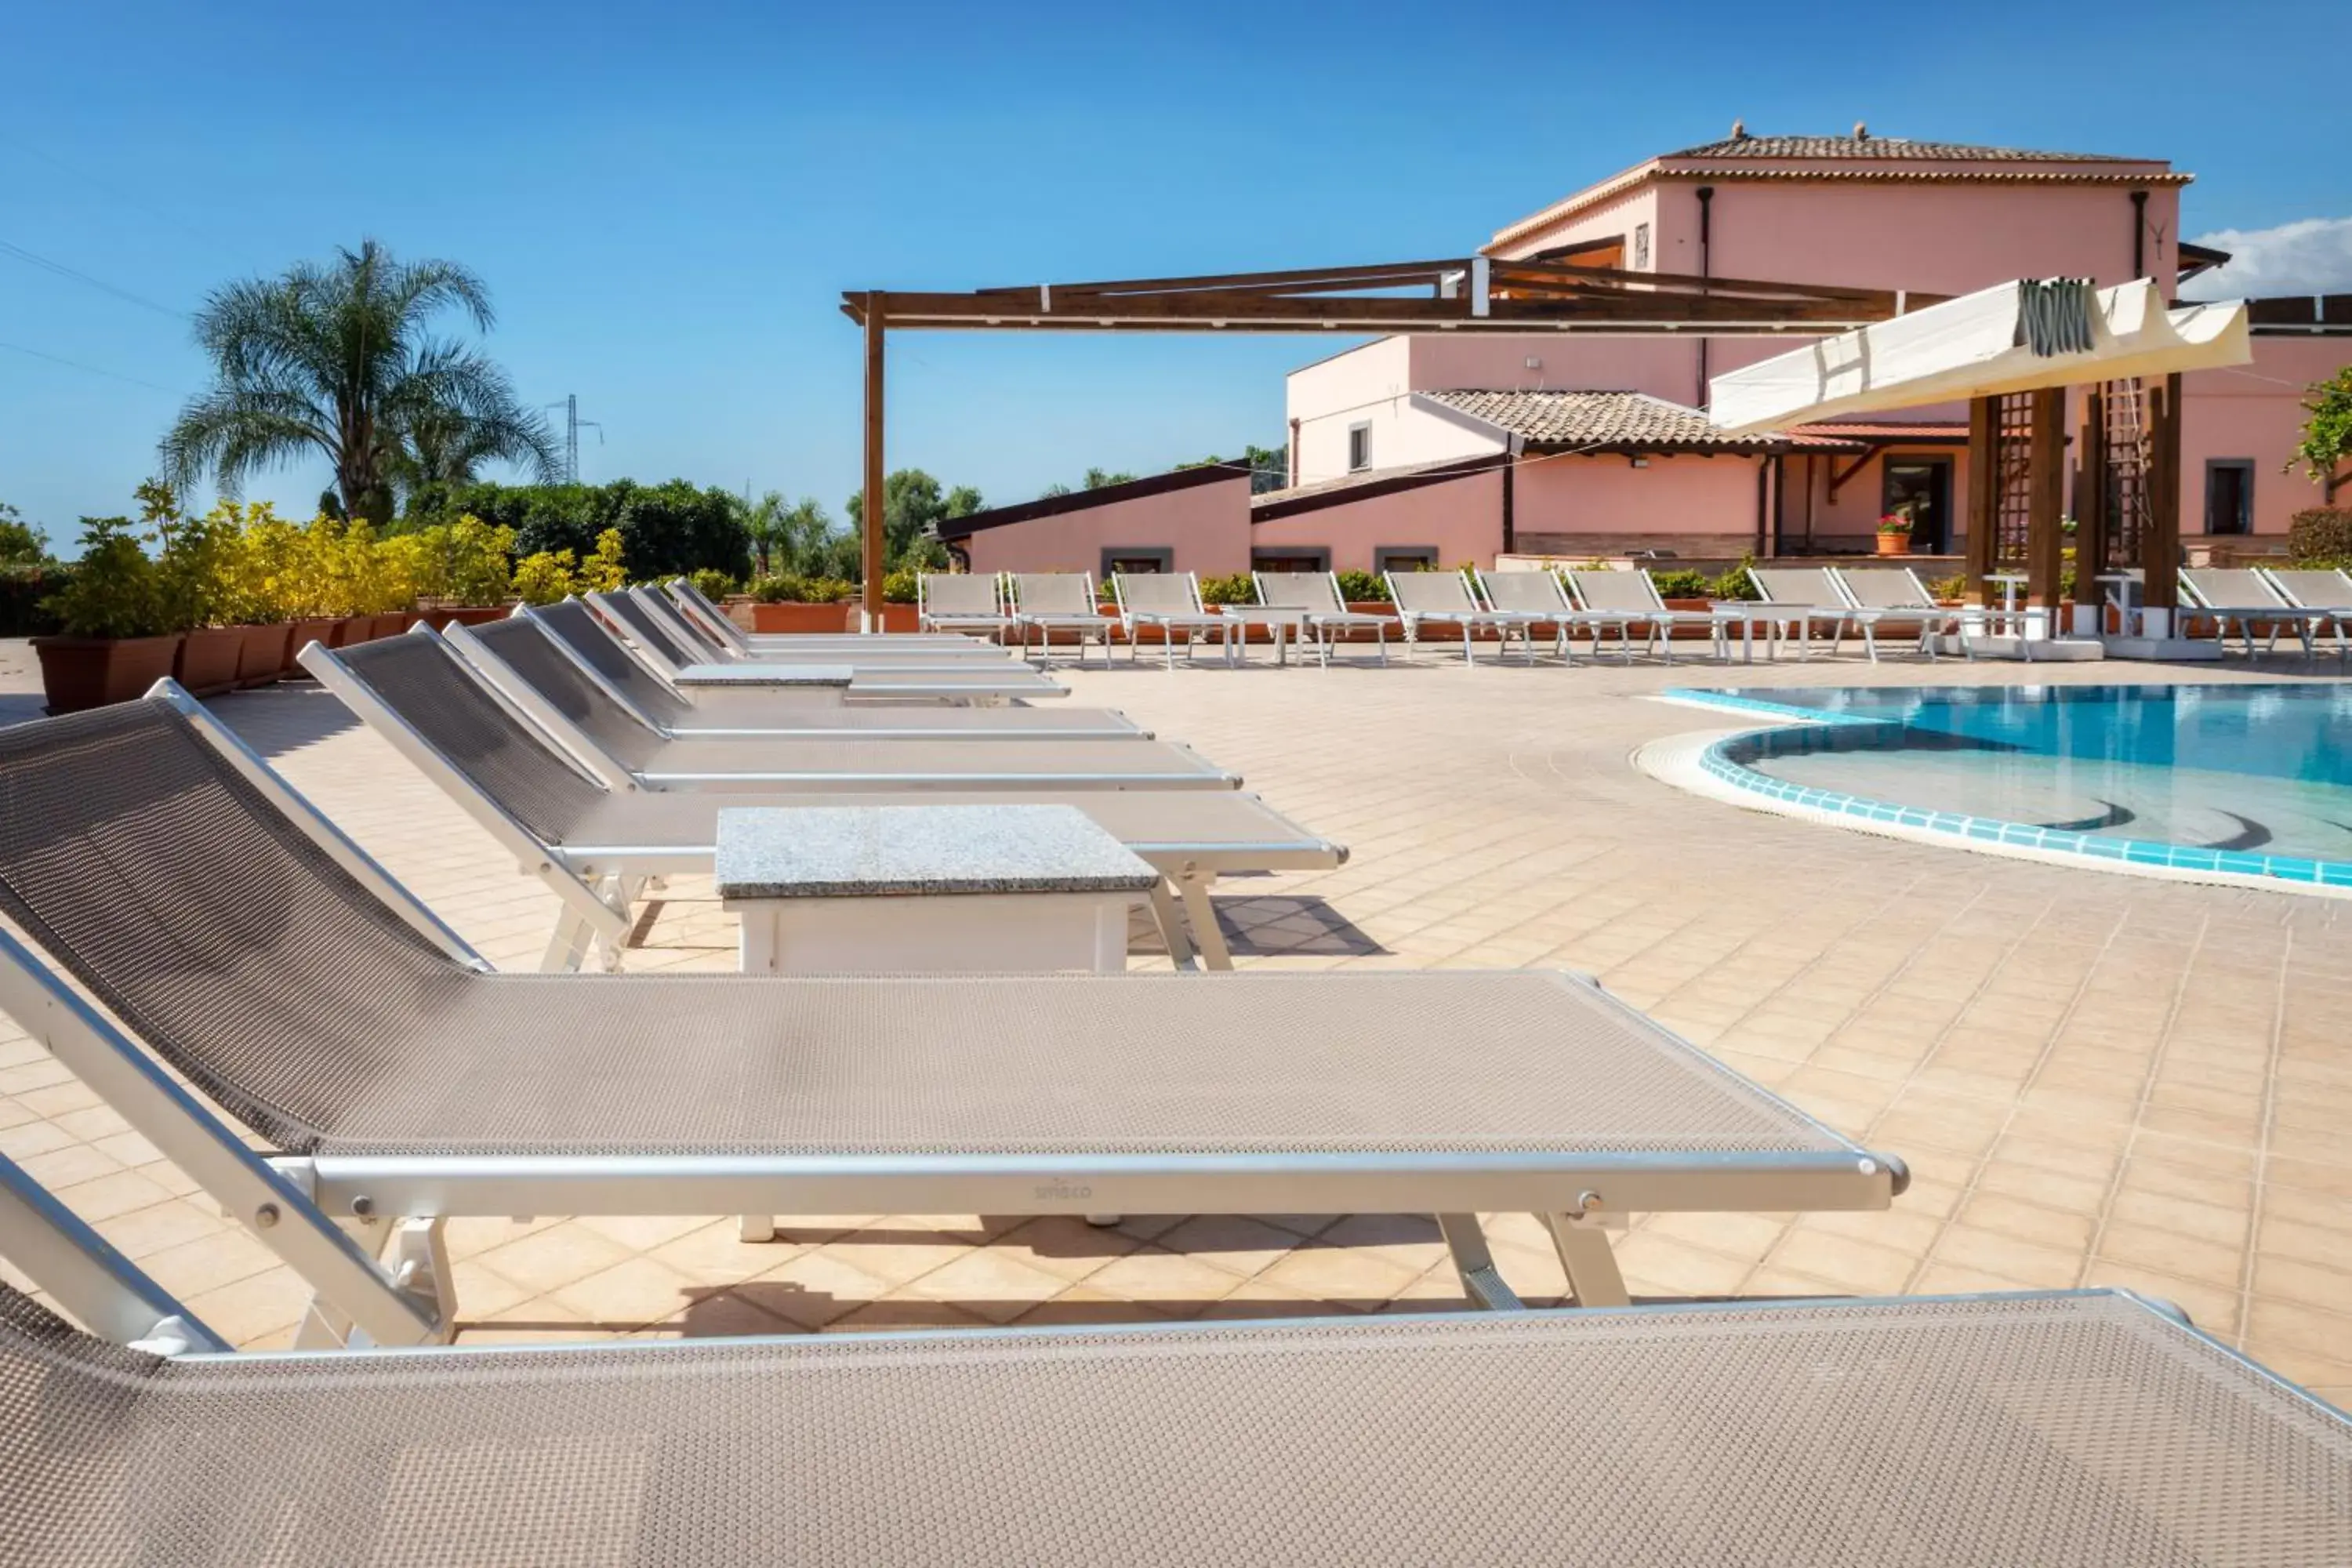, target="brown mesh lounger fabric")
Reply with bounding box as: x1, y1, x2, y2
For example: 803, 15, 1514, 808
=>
4, 1279, 2347, 1565
0, 697, 1898, 1333
321, 633, 1234, 792
464, 613, 1145, 744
